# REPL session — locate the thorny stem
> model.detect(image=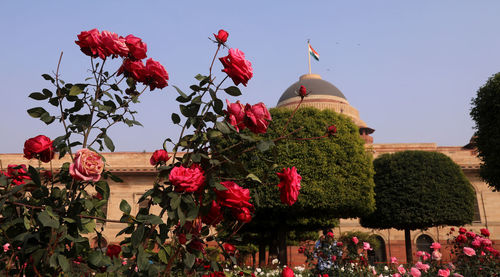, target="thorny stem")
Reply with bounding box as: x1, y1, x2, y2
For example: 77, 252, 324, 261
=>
281, 97, 304, 135
55, 52, 74, 161
83, 58, 106, 148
